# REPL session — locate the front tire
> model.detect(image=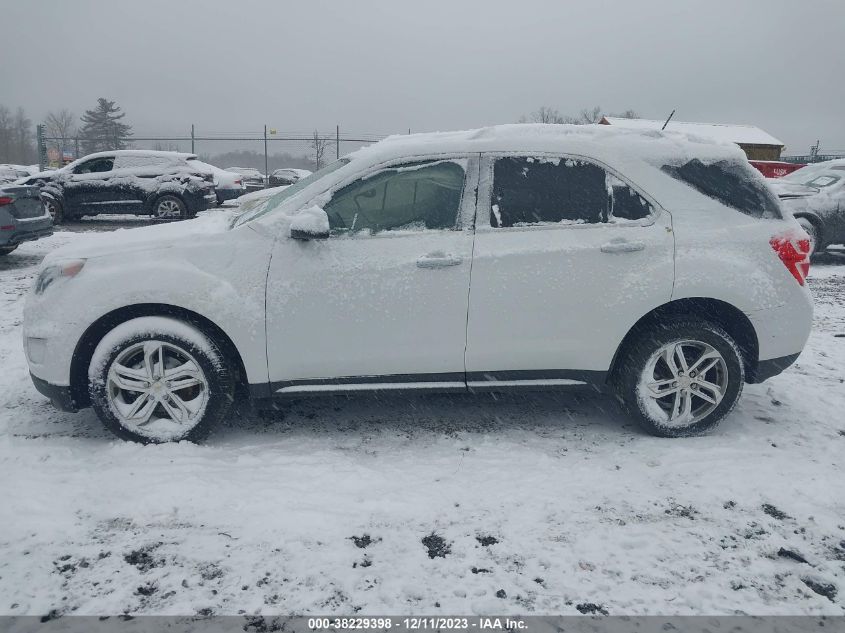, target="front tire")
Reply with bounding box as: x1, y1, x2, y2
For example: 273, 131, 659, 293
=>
616, 319, 744, 437
88, 316, 234, 443
42, 195, 64, 224
152, 195, 188, 221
